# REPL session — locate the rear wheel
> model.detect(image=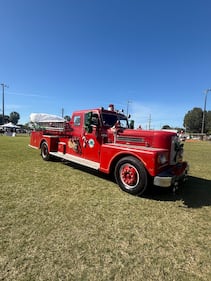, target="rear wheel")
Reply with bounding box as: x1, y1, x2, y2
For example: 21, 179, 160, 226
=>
41, 141, 51, 161
114, 156, 148, 195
